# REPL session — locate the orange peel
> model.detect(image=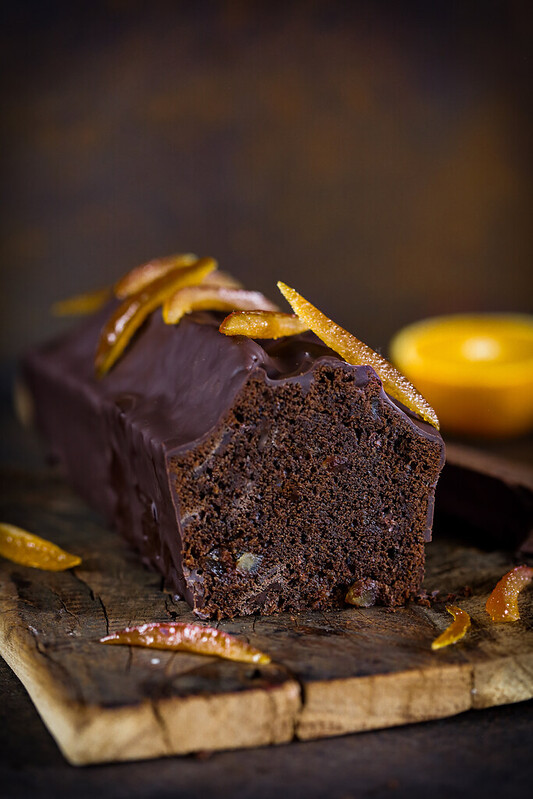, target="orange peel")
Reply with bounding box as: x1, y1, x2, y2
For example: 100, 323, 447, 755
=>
0, 522, 81, 571
431, 605, 471, 650
277, 281, 439, 429
95, 258, 216, 376
114, 253, 200, 299
163, 287, 278, 325
51, 287, 112, 316
100, 622, 271, 664
219, 310, 308, 339
485, 565, 533, 622
201, 271, 243, 291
